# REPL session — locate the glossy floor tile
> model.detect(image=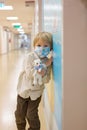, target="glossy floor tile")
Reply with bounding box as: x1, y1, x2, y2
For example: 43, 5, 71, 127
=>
0, 49, 47, 130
